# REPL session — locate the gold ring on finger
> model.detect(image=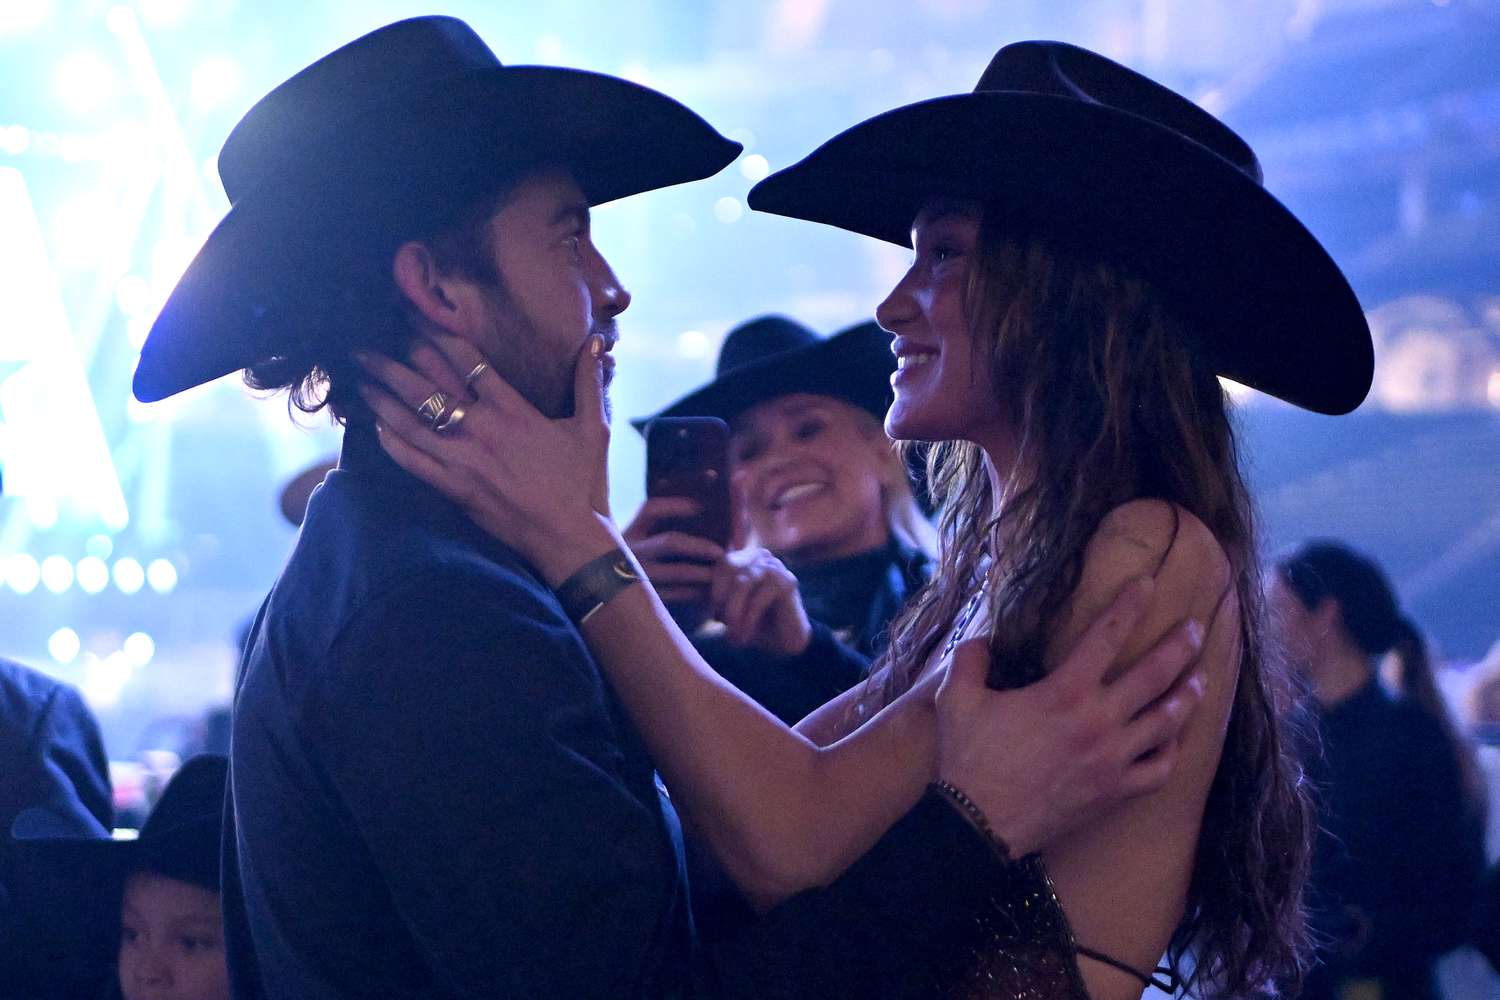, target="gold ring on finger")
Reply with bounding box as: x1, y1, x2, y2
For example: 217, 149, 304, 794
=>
433, 403, 468, 434
416, 391, 451, 429
464, 362, 490, 391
